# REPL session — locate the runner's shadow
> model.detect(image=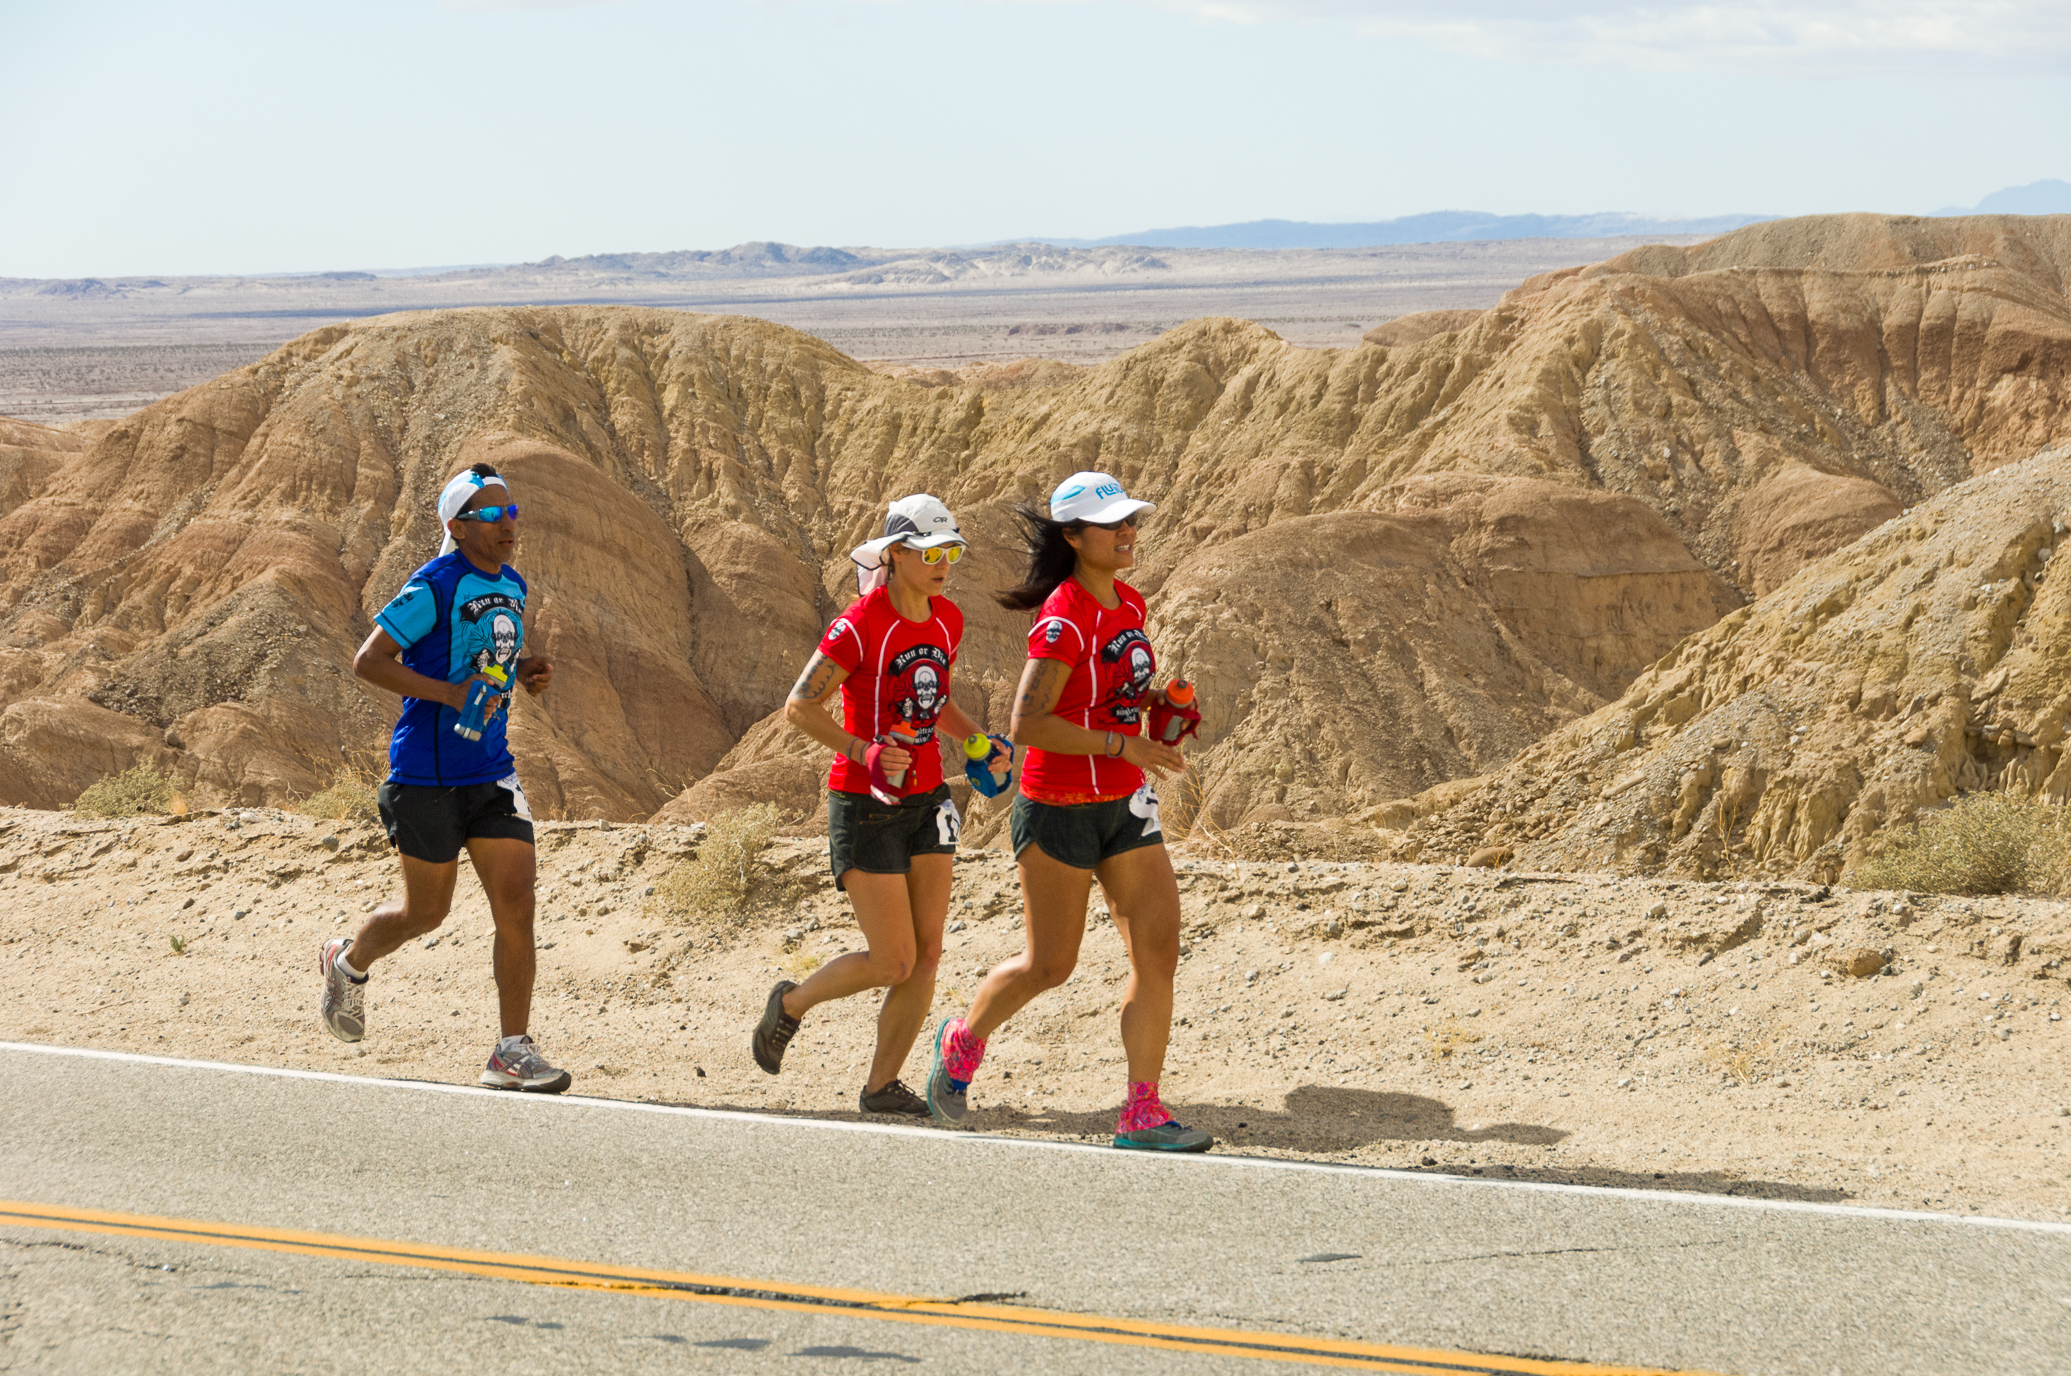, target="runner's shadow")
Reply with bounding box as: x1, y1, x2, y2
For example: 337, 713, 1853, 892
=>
640, 1090, 1849, 1203
973, 1085, 1849, 1204
970, 1084, 1565, 1151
